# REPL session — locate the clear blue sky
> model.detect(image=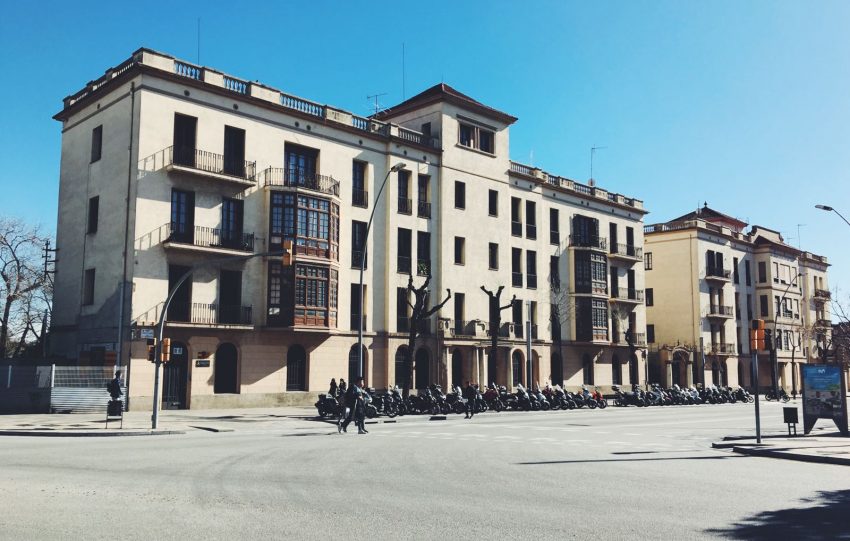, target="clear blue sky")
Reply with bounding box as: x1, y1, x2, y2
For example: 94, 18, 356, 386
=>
1, 0, 848, 293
